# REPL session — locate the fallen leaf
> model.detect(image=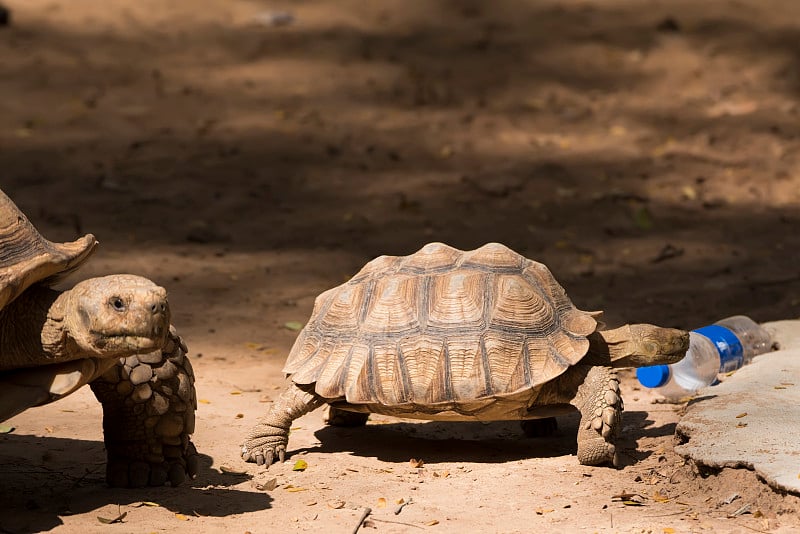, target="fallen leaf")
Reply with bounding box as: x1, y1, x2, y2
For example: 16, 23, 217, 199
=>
198, 399, 211, 404
632, 206, 653, 230
133, 501, 160, 507
44, 426, 54, 433
328, 500, 345, 509
0, 425, 14, 433
285, 485, 308, 492
425, 520, 439, 526
535, 508, 554, 515
236, 413, 244, 419
653, 490, 670, 503
409, 458, 424, 468
612, 492, 646, 506
293, 460, 308, 471
395, 498, 405, 505
230, 391, 242, 395
735, 412, 747, 418
284, 321, 304, 331
175, 513, 189, 521
220, 465, 247, 475
97, 512, 127, 524
663, 528, 676, 534
376, 498, 387, 508
257, 478, 278, 491
681, 186, 697, 200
